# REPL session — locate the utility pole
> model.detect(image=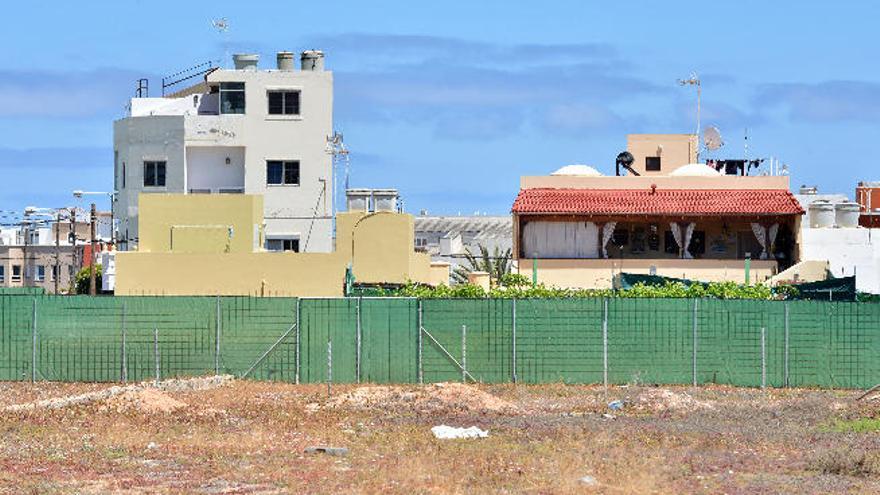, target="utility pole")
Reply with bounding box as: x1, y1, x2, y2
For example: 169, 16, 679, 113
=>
21, 217, 29, 288
54, 212, 60, 294
69, 207, 76, 294
89, 203, 97, 296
